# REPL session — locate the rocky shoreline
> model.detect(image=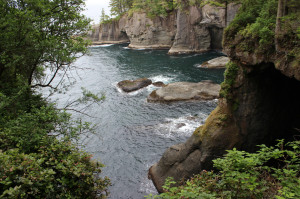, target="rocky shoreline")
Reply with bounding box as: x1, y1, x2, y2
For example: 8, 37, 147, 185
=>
88, 3, 240, 54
